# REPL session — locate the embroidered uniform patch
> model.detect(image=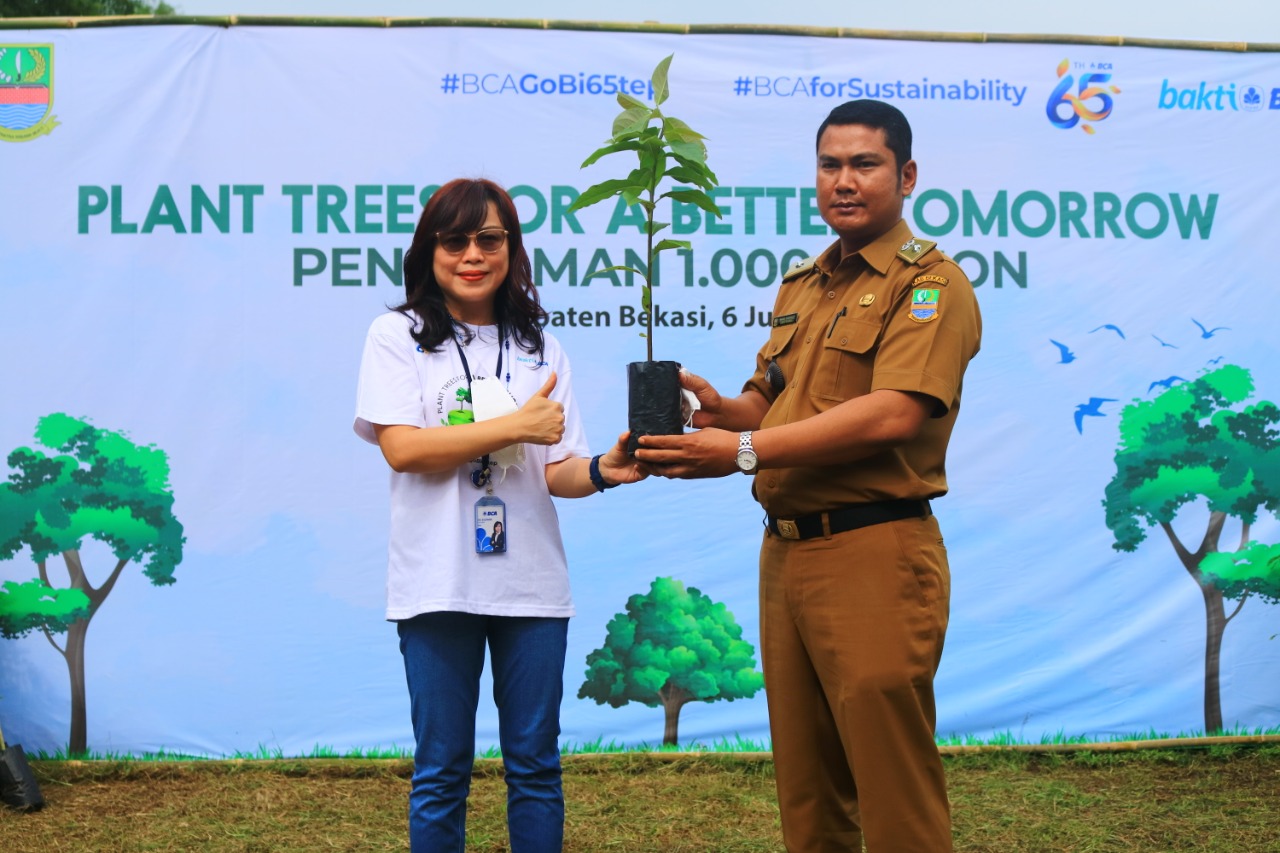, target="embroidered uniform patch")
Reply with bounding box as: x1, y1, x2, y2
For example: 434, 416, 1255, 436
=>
910, 288, 940, 323
782, 257, 816, 282
897, 238, 936, 263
